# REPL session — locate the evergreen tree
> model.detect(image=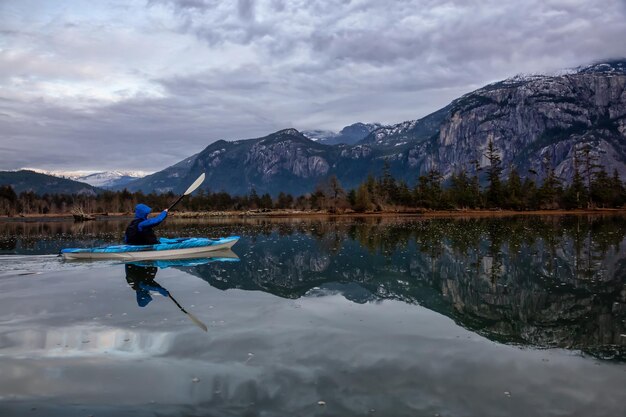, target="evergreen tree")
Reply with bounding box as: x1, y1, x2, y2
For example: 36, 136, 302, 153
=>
310, 188, 326, 210
259, 193, 273, 209
610, 169, 625, 207
537, 167, 562, 209
521, 177, 539, 210
379, 160, 396, 204
416, 169, 443, 208
504, 168, 523, 210
470, 159, 482, 208
364, 175, 380, 210
578, 144, 600, 207
0, 185, 18, 216
536, 152, 562, 209
347, 189, 357, 207
448, 169, 474, 208
395, 180, 412, 206
590, 167, 612, 207
276, 192, 294, 209
485, 140, 503, 207
354, 183, 372, 212
562, 159, 587, 209
249, 188, 261, 209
